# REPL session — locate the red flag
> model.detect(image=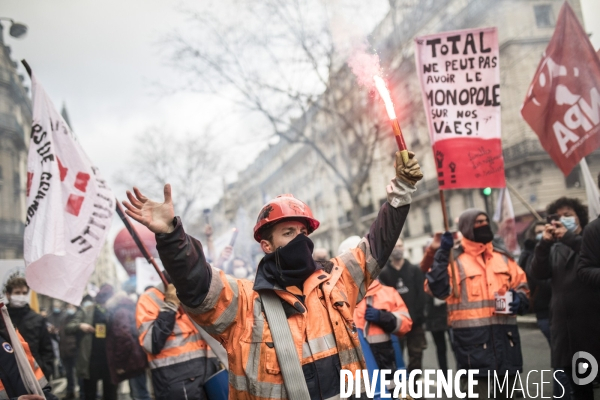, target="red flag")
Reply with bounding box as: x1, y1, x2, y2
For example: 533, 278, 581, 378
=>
521, 2, 600, 176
